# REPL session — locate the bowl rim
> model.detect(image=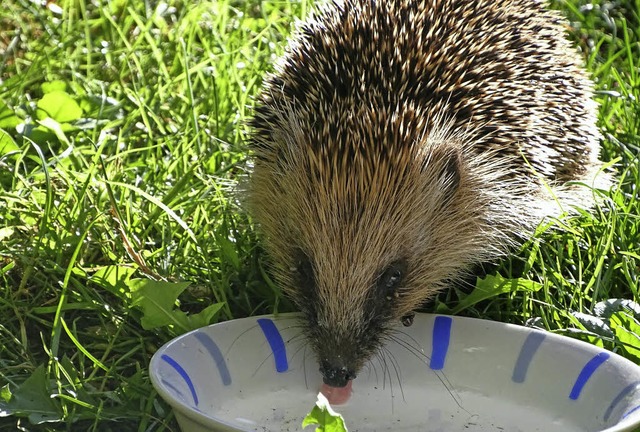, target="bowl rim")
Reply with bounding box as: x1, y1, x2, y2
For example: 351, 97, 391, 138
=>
149, 312, 640, 432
